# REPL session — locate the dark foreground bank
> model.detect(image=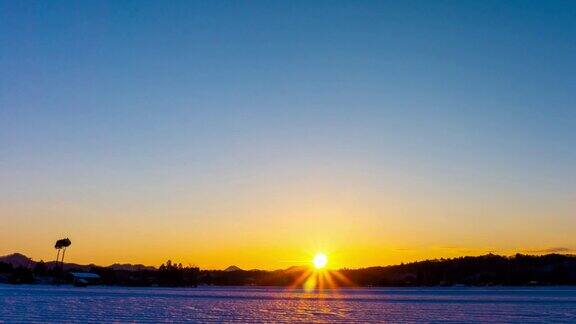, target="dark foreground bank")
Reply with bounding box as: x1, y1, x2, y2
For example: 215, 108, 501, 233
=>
1, 253, 576, 287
